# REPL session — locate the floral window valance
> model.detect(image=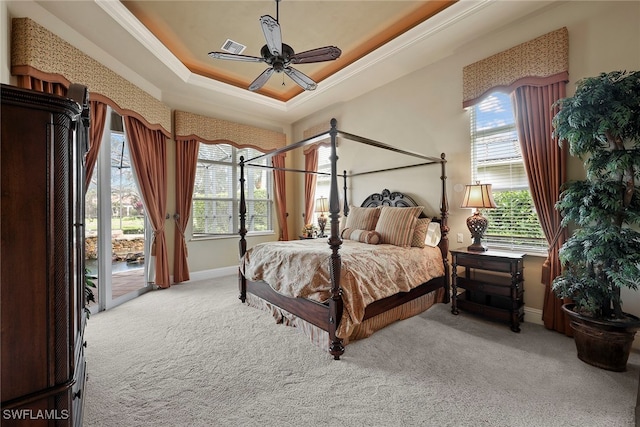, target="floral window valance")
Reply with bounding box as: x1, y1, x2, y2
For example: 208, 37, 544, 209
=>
173, 111, 286, 152
462, 27, 569, 107
11, 18, 171, 135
